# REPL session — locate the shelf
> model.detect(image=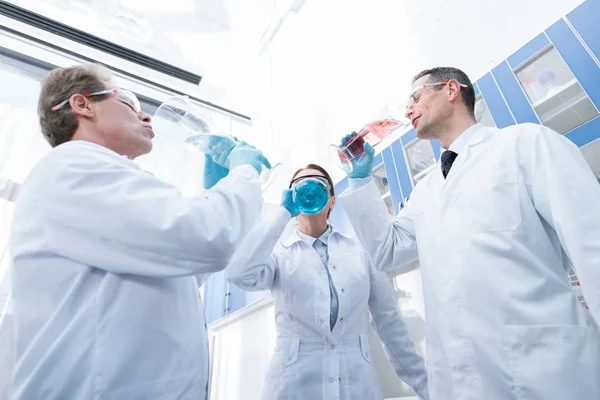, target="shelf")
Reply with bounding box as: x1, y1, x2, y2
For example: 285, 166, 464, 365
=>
412, 164, 437, 182
531, 78, 578, 108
